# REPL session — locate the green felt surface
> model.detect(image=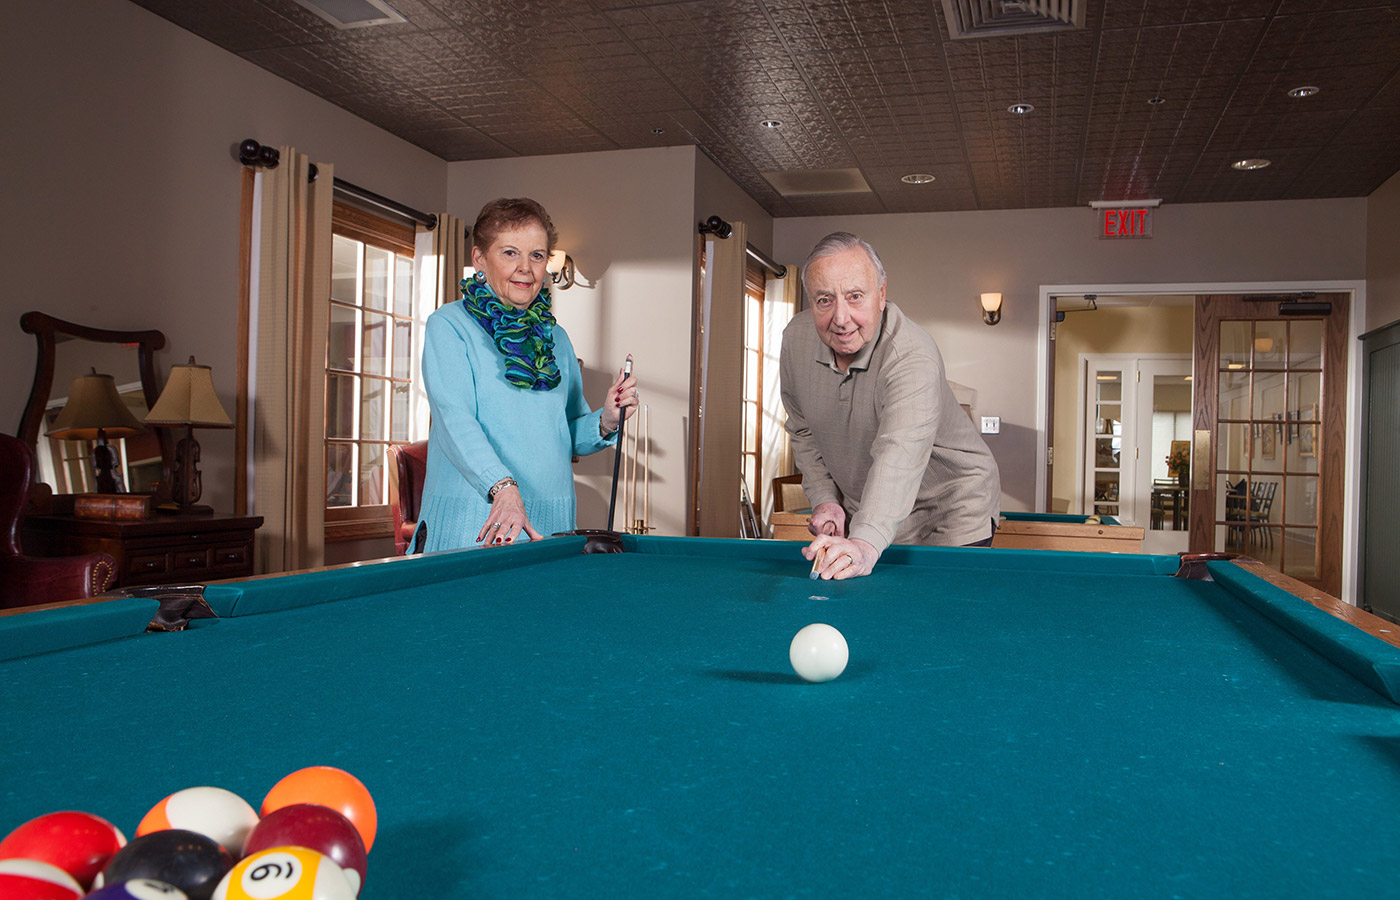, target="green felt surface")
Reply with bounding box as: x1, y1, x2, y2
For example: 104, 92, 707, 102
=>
998, 511, 1125, 526
0, 597, 160, 661
3, 537, 1400, 899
